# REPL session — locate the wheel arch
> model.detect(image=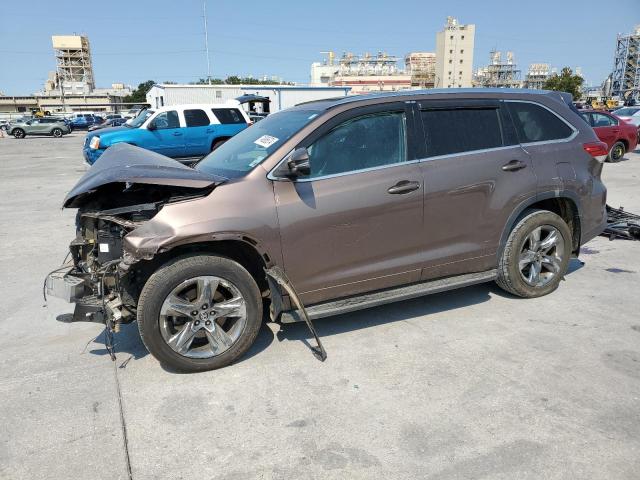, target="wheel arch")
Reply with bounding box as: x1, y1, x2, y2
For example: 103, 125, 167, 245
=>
499, 192, 582, 257
211, 136, 232, 150
129, 237, 272, 305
